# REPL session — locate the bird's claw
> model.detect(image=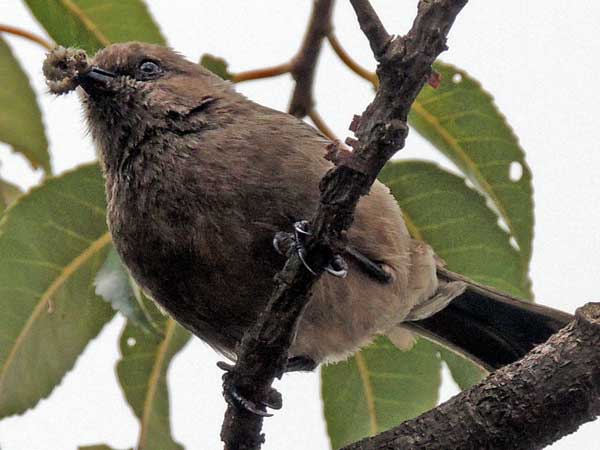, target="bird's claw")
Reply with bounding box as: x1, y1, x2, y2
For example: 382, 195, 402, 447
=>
296, 244, 317, 275
216, 360, 236, 373
324, 254, 348, 278
217, 361, 283, 417
293, 220, 312, 236
273, 221, 348, 278
223, 386, 273, 417
292, 220, 319, 274
272, 233, 286, 256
